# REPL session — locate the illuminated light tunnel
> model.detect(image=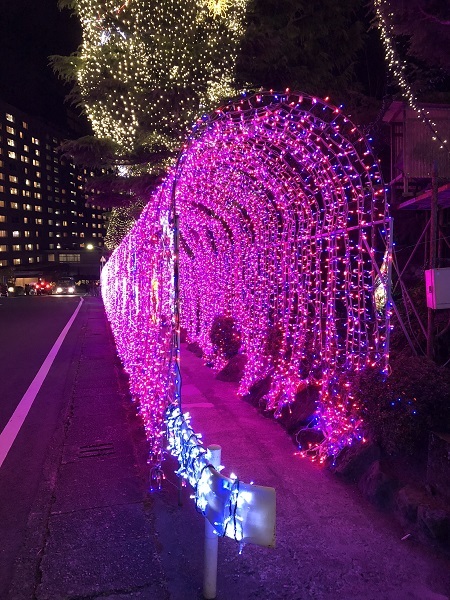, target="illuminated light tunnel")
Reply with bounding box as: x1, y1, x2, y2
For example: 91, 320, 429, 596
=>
102, 91, 391, 473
